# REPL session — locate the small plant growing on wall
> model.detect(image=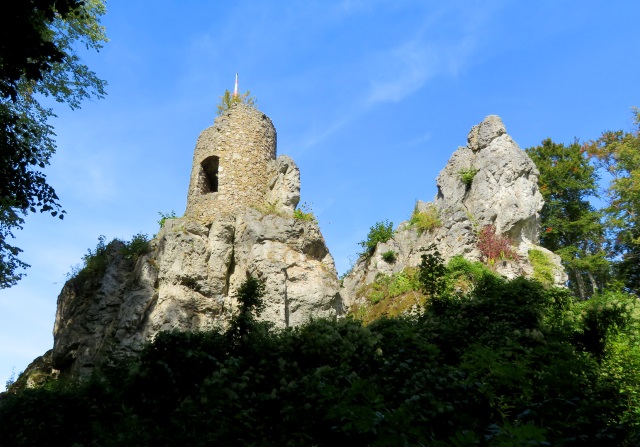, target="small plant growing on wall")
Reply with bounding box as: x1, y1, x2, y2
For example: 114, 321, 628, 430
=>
458, 167, 478, 187
477, 224, 517, 266
381, 250, 397, 263
293, 202, 316, 222
157, 210, 177, 229
408, 203, 441, 234
216, 89, 257, 115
